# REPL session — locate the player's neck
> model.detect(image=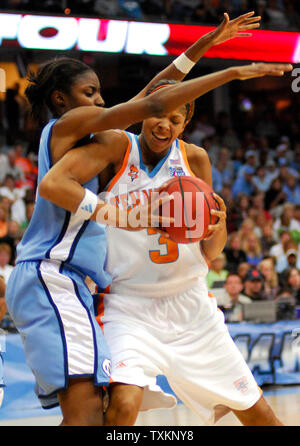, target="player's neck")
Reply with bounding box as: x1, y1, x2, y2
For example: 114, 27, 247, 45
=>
138, 134, 170, 171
